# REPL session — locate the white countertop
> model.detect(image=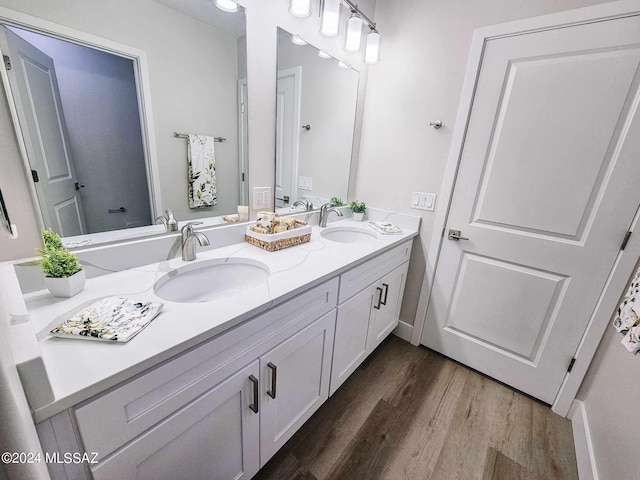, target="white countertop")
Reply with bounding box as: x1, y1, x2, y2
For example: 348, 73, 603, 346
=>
20, 218, 418, 422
